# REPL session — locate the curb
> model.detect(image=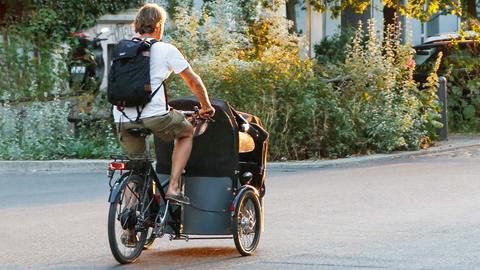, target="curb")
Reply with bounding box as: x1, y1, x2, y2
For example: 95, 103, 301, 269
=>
0, 139, 478, 173
268, 140, 480, 170
0, 159, 111, 173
